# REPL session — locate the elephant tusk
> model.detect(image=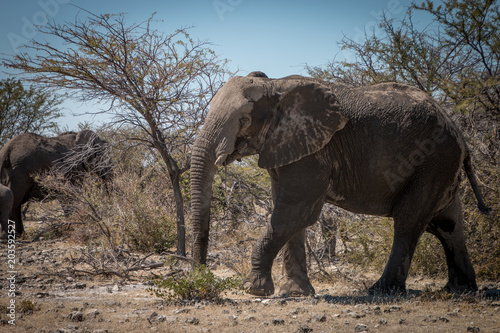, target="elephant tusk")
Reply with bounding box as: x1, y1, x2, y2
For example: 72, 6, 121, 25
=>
215, 153, 229, 167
